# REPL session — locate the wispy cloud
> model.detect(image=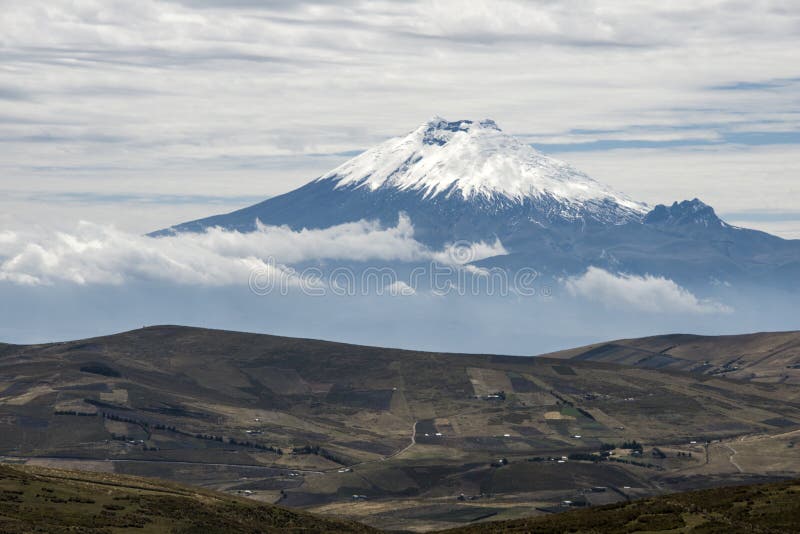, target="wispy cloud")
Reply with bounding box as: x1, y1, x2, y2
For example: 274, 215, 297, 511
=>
709, 77, 800, 91
721, 210, 800, 223
0, 86, 31, 101
2, 190, 268, 206
564, 267, 732, 314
